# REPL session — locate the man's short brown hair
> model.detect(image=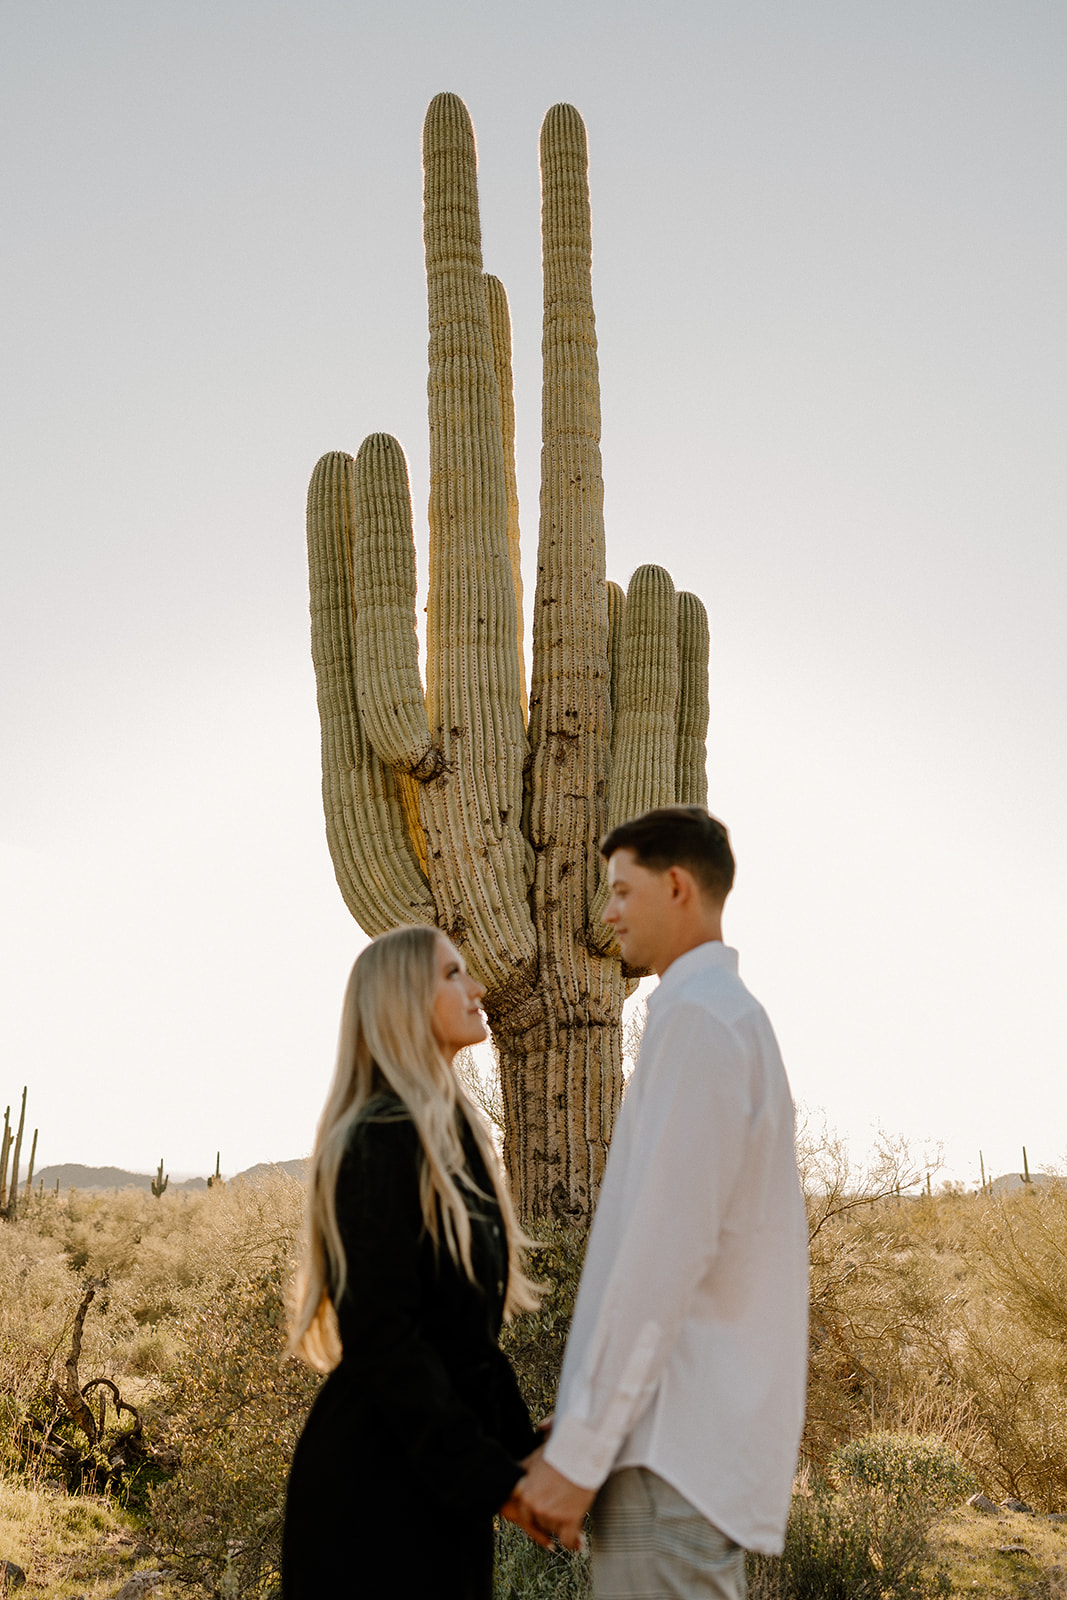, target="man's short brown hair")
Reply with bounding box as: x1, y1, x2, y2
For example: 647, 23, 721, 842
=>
600, 806, 735, 904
